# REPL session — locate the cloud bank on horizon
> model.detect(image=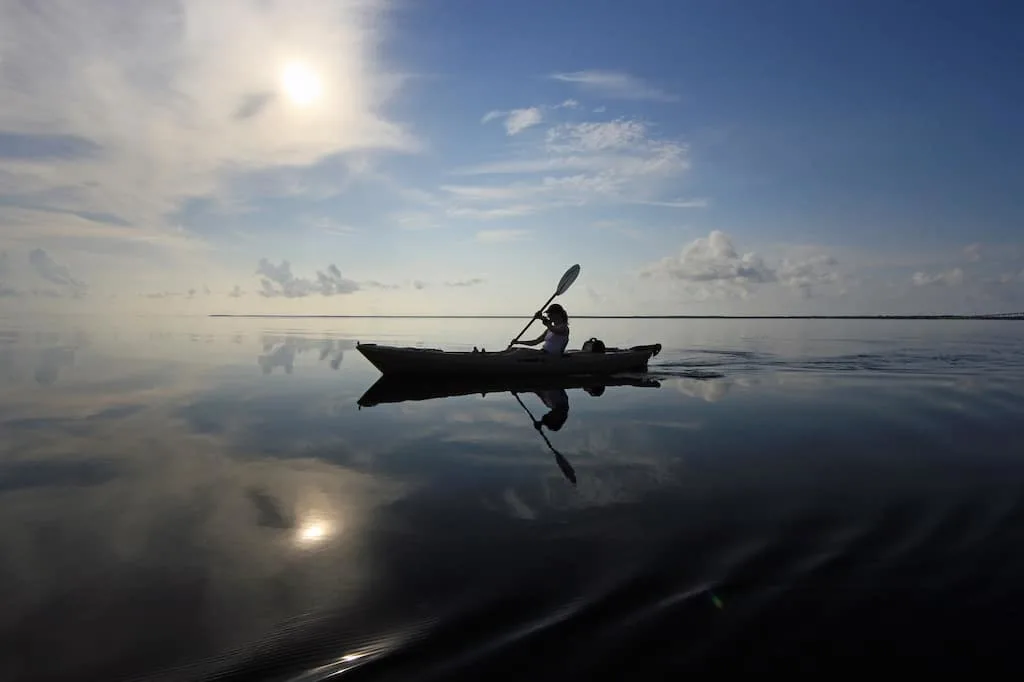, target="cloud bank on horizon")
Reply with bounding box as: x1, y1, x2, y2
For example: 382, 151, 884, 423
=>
0, 0, 1021, 316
